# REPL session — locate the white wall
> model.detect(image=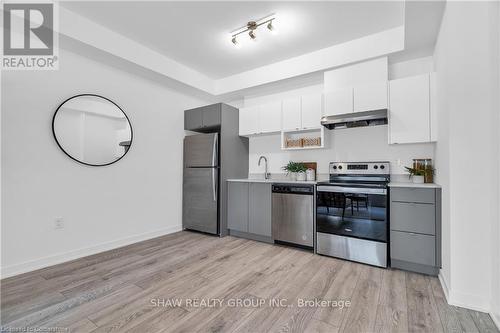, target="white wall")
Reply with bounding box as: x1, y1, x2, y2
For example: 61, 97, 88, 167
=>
324, 57, 388, 91
434, 1, 499, 316
389, 56, 434, 80
492, 2, 500, 327
1, 48, 209, 277
249, 126, 435, 176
